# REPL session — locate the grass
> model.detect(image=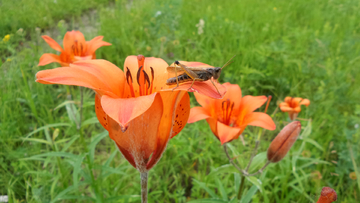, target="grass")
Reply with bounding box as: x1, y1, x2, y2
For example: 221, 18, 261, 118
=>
1, 0, 359, 202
